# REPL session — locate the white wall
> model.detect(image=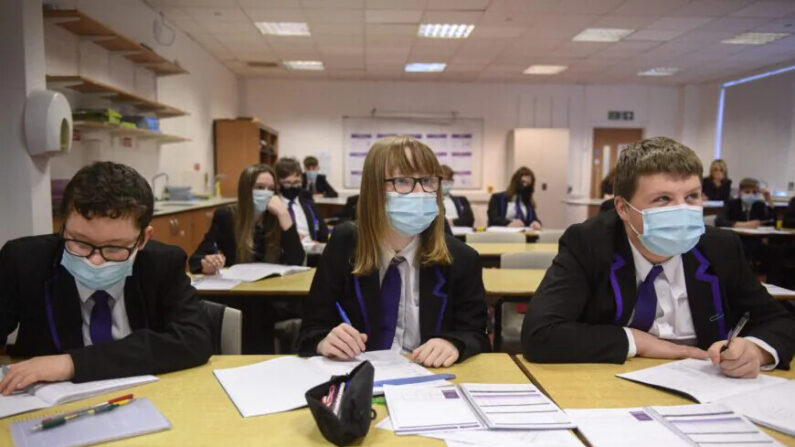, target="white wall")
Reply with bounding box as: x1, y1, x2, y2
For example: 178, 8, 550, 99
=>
46, 0, 239, 196
241, 79, 685, 210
